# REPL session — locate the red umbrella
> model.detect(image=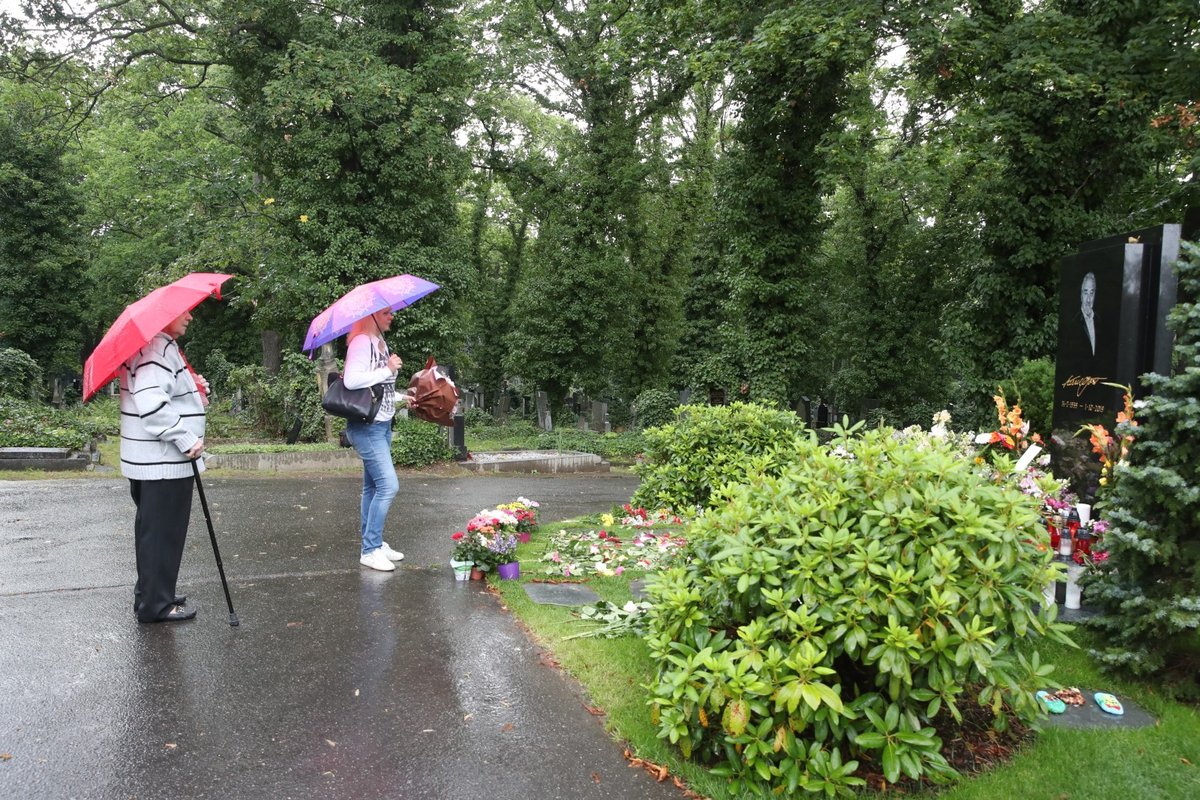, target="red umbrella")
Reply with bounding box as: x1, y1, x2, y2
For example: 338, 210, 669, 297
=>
83, 272, 233, 401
